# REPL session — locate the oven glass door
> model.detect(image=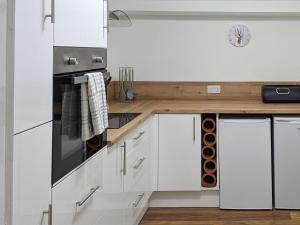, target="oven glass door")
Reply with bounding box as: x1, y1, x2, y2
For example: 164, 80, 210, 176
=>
52, 73, 106, 185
